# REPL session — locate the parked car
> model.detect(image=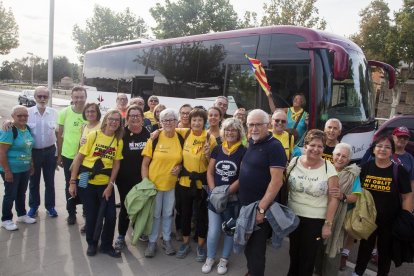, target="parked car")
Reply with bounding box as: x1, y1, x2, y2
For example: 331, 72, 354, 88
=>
18, 90, 36, 107
374, 115, 414, 156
